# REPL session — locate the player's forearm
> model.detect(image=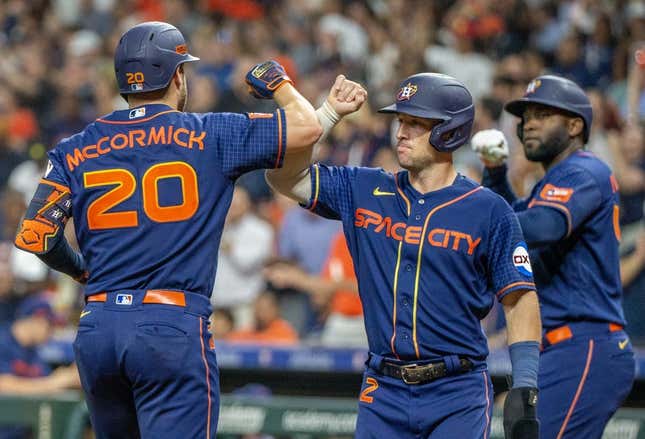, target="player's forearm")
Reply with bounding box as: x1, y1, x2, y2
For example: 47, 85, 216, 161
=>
503, 290, 541, 389
503, 290, 541, 344
274, 84, 322, 152
482, 164, 517, 205
36, 236, 87, 281
265, 149, 312, 203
